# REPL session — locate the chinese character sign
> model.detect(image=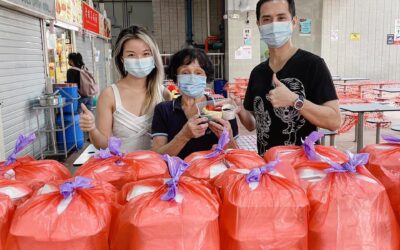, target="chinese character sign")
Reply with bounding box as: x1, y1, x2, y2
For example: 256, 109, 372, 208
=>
82, 2, 99, 34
